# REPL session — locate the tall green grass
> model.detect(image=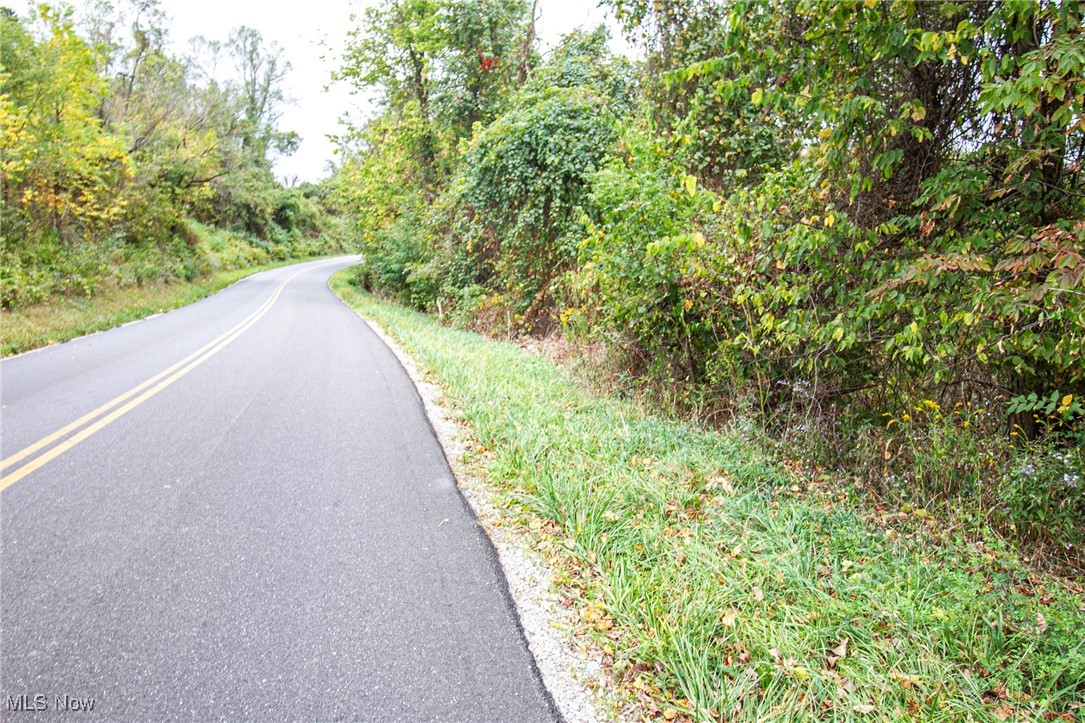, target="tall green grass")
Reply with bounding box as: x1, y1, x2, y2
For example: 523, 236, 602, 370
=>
333, 271, 1085, 722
